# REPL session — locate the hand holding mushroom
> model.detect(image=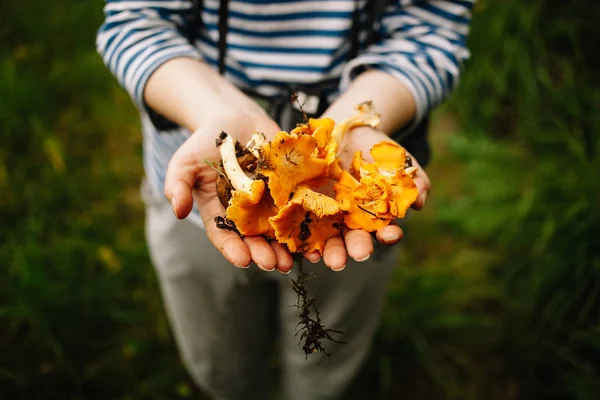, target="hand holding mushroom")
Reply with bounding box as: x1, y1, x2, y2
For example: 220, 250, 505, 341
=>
212, 102, 428, 271
164, 112, 295, 273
